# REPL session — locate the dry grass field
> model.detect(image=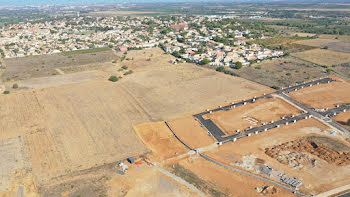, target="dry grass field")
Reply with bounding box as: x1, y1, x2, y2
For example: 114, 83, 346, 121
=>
289, 76, 350, 109
1, 49, 116, 81
202, 97, 300, 135
205, 118, 350, 195
292, 49, 350, 66
0, 48, 270, 195
234, 56, 327, 88
295, 38, 350, 53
